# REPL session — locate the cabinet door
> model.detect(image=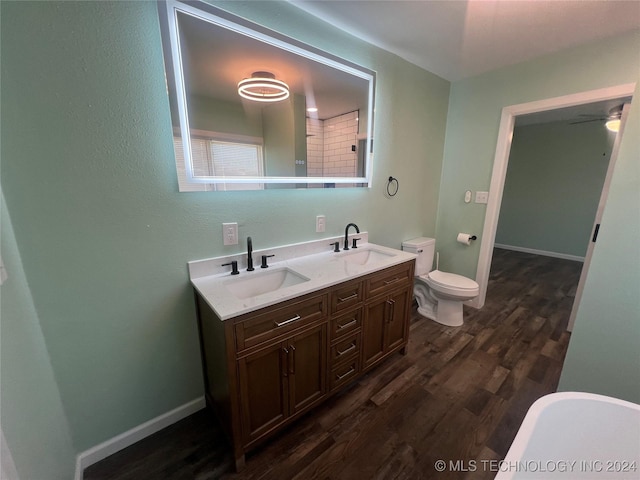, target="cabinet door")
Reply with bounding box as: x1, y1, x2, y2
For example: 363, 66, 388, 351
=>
385, 288, 410, 352
237, 342, 288, 444
287, 324, 327, 415
362, 296, 387, 369
362, 287, 411, 370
